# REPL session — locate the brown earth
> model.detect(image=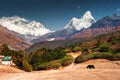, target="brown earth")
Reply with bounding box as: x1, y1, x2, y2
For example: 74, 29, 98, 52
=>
0, 65, 24, 73
67, 51, 82, 58
71, 25, 120, 39
0, 59, 120, 80
0, 25, 31, 50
